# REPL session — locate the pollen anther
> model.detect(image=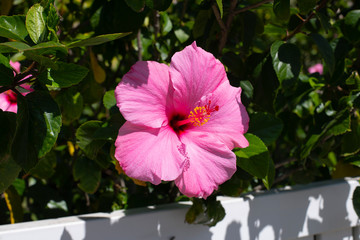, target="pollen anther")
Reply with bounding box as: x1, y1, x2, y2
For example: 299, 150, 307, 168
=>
188, 101, 219, 126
